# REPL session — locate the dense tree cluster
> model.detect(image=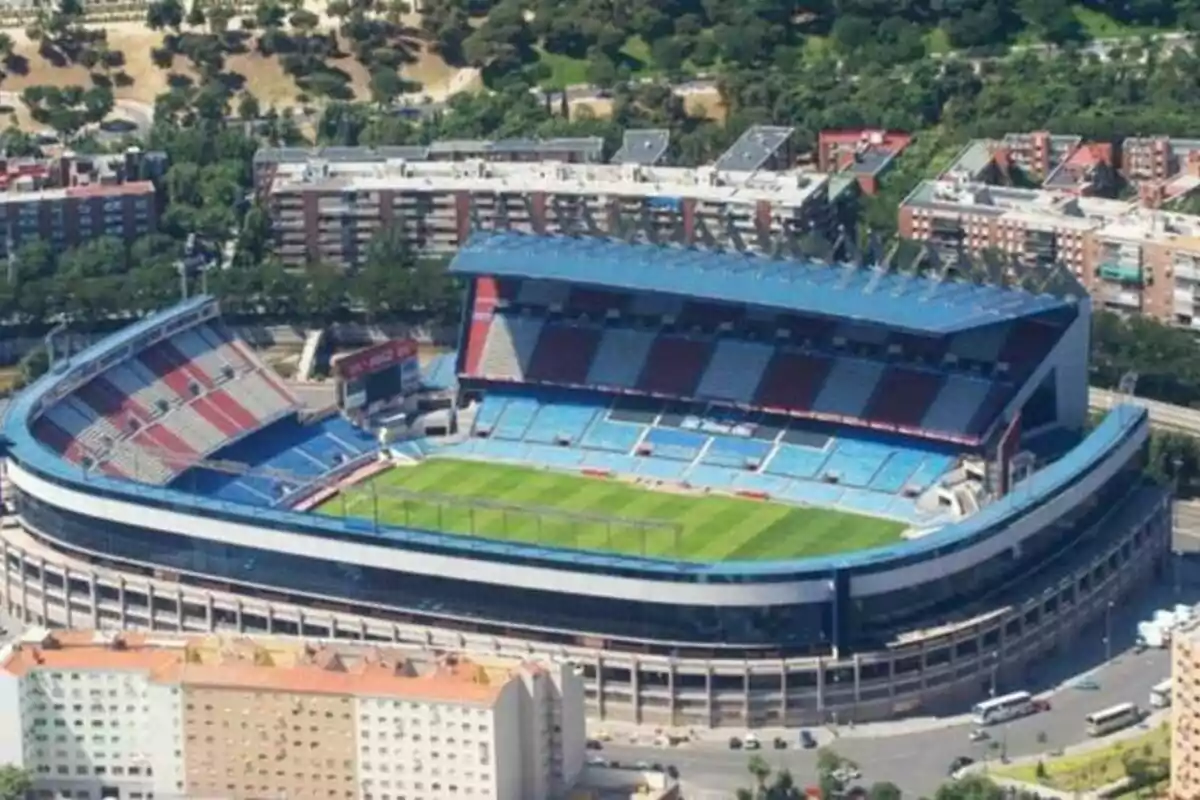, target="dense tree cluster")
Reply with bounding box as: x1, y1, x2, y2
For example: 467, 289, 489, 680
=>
419, 0, 1200, 89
